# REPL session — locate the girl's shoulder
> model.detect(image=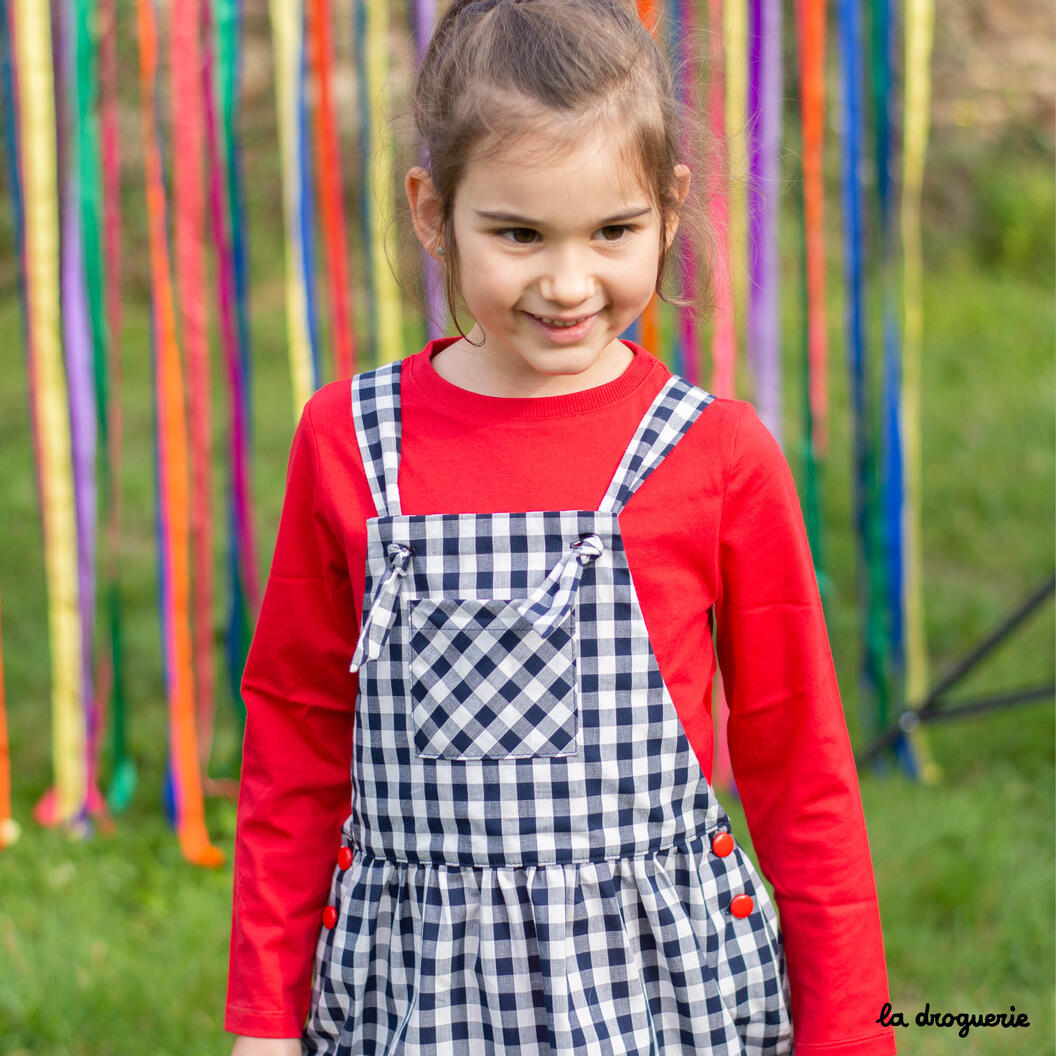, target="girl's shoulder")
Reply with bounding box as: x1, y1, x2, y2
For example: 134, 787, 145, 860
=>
303, 375, 356, 418
667, 381, 775, 459
296, 377, 372, 476
300, 372, 379, 439
656, 381, 793, 498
